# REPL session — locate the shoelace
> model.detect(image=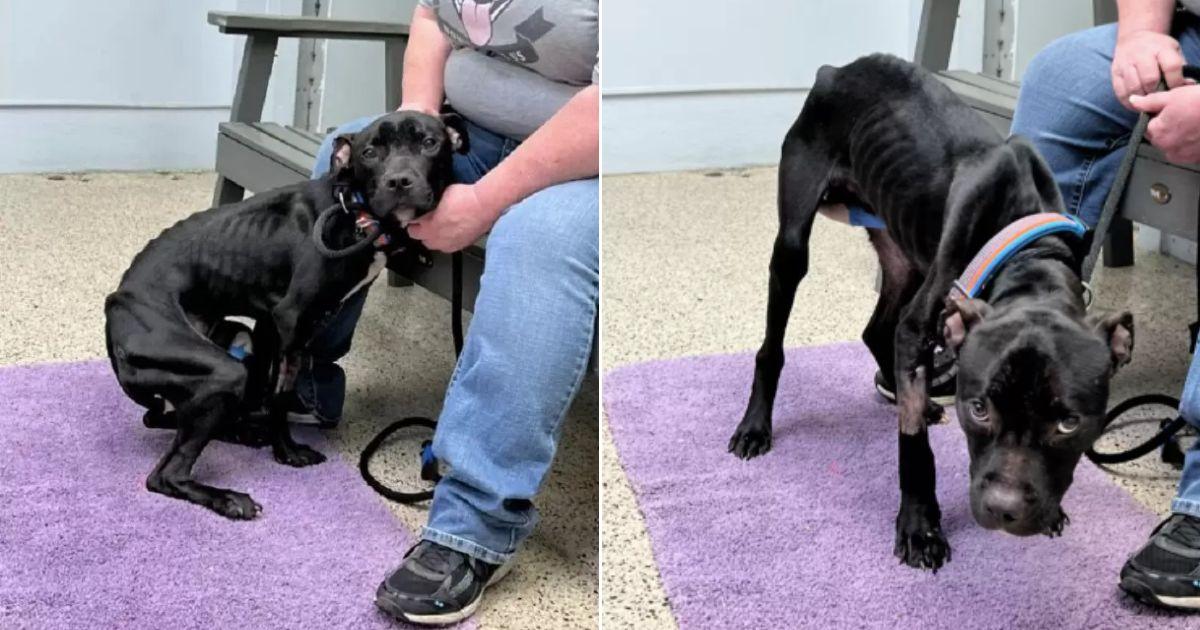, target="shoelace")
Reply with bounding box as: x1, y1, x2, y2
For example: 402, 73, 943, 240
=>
1166, 514, 1200, 548
412, 542, 461, 576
